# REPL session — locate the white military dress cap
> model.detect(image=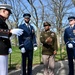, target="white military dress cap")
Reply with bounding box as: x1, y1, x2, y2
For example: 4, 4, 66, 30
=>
0, 4, 12, 13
